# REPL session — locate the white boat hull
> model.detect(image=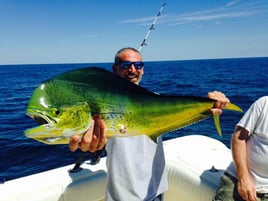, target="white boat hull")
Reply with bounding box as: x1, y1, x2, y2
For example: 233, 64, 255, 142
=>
0, 135, 232, 201
164, 135, 231, 201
